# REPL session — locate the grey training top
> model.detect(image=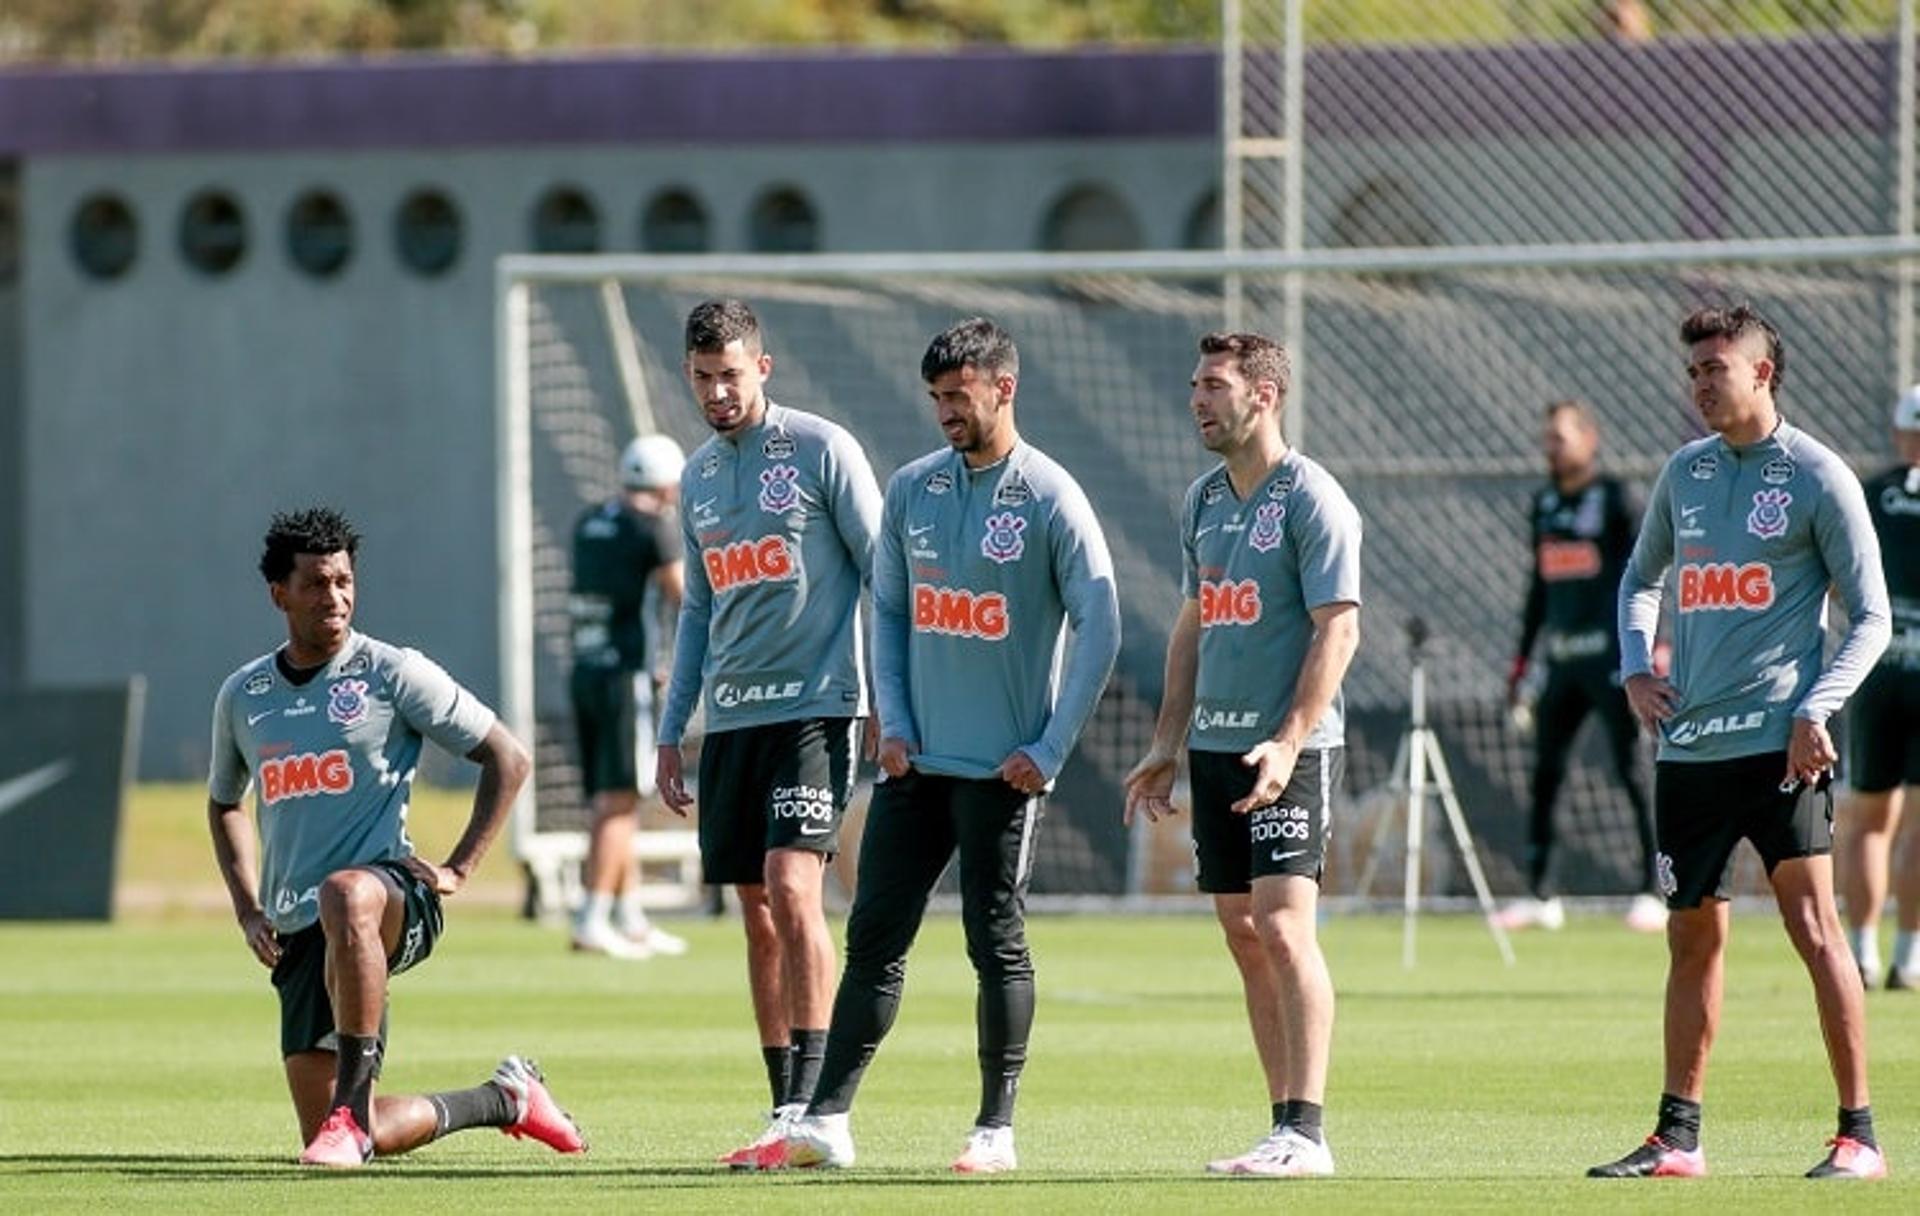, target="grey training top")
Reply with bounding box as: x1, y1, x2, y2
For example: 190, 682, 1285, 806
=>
659, 403, 884, 744
872, 441, 1121, 781
208, 631, 496, 934
1181, 451, 1364, 754
1619, 421, 1890, 762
